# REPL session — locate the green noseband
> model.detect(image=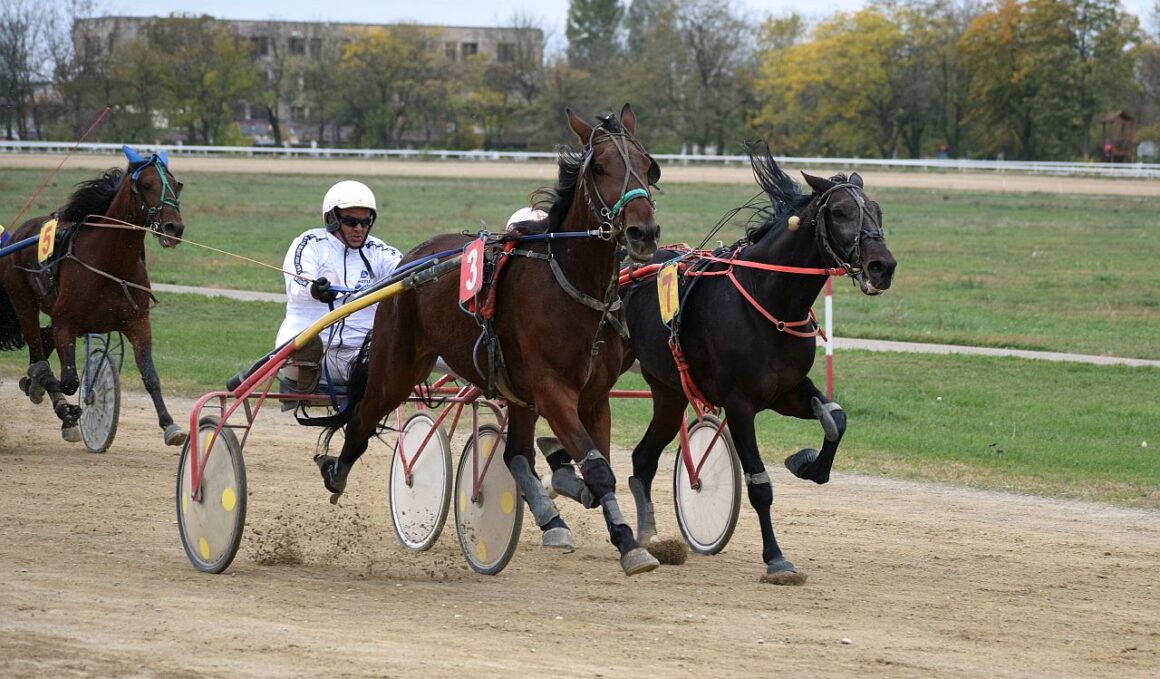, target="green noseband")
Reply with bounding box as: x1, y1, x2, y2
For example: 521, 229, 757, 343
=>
609, 188, 652, 218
